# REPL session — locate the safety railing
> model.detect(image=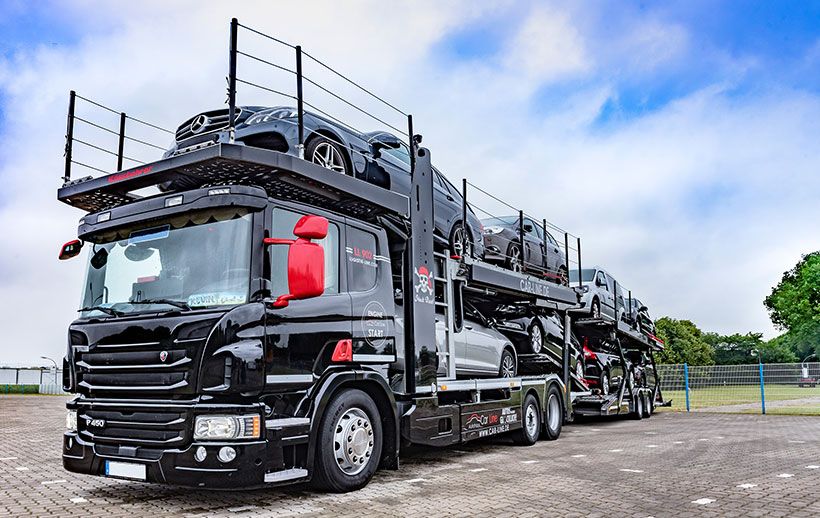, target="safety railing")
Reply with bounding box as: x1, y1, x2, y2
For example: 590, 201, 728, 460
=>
657, 362, 820, 415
